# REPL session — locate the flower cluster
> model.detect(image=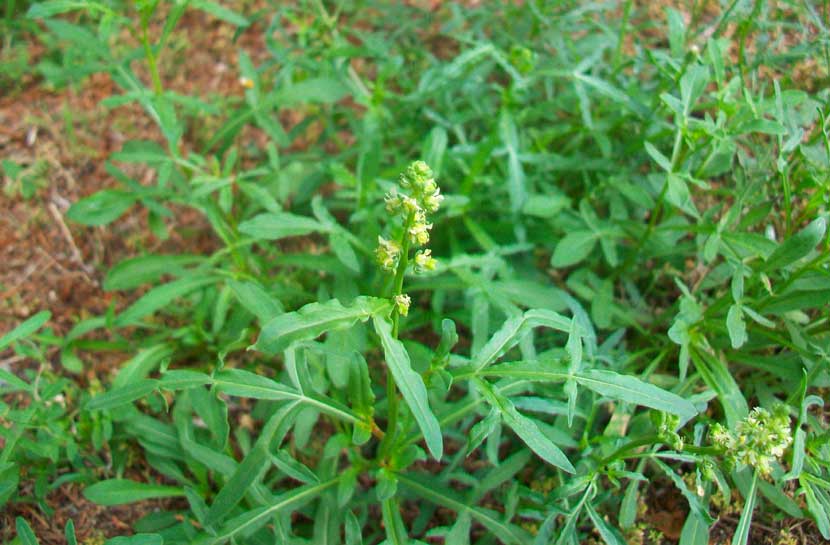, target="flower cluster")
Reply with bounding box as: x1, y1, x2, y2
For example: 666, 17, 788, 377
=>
375, 160, 441, 275
375, 160, 442, 318
710, 404, 793, 475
